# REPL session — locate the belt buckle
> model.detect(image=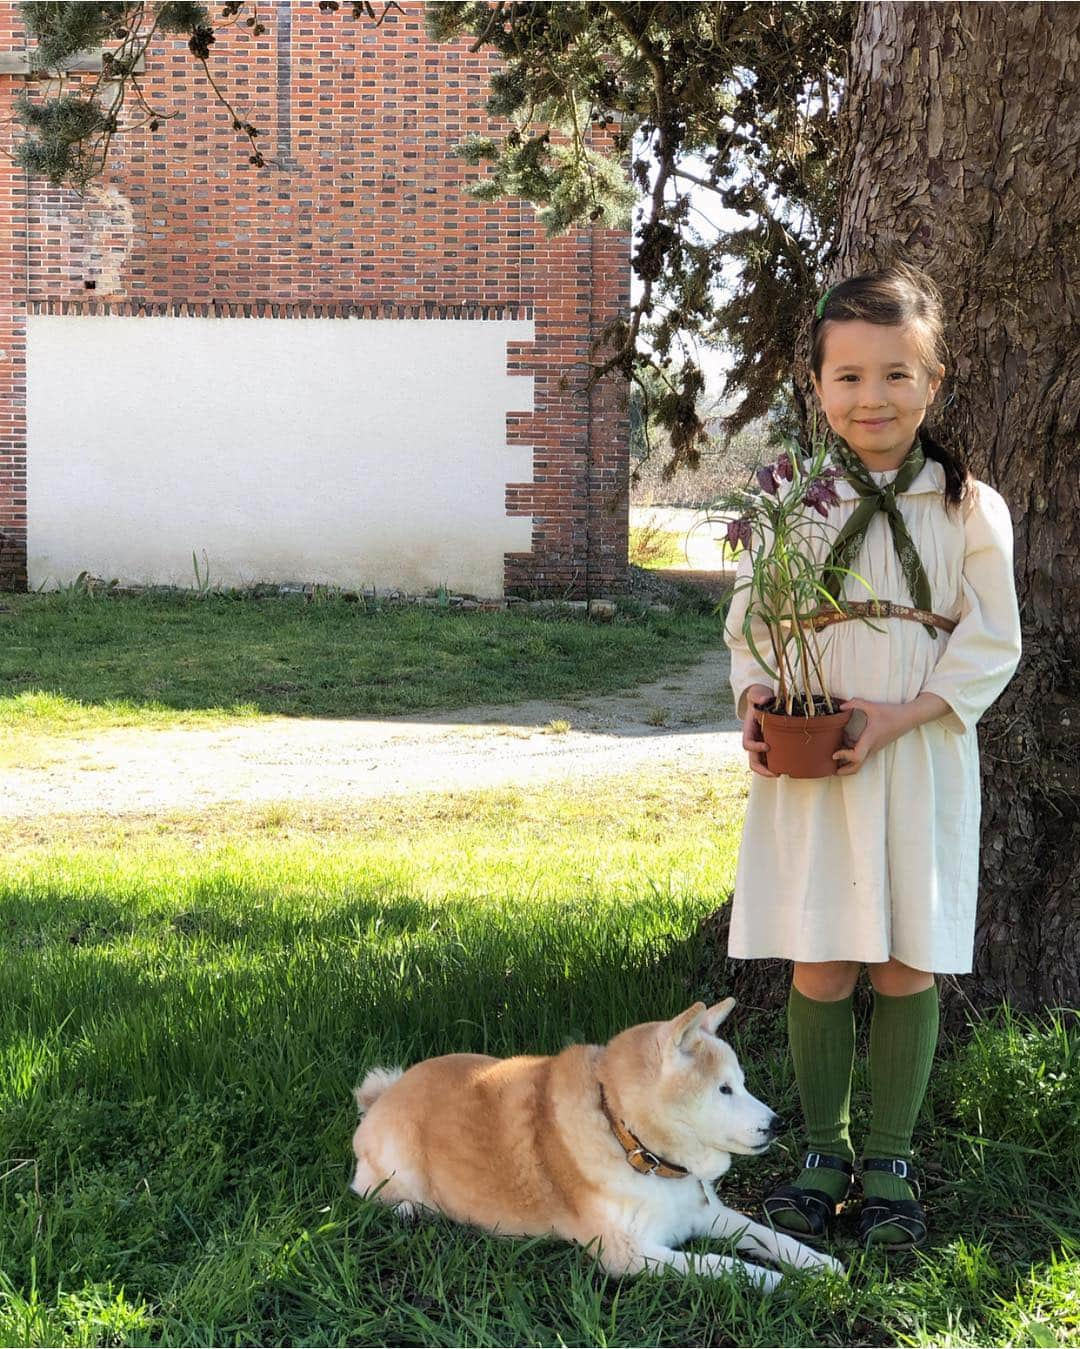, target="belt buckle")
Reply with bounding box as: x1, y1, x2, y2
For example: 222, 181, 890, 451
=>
872, 600, 892, 619
629, 1147, 661, 1174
